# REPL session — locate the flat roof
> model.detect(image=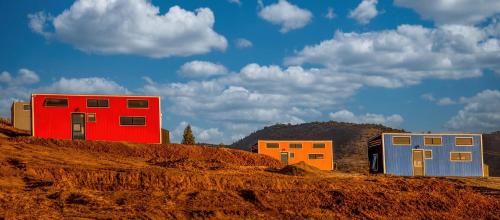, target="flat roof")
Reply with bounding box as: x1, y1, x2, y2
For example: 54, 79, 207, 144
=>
258, 140, 333, 142
31, 93, 160, 98
382, 132, 482, 136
